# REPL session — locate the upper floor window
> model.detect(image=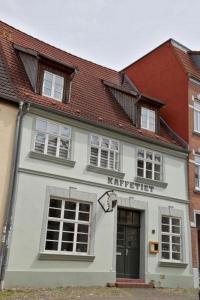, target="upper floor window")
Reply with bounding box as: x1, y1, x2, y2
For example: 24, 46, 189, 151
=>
141, 107, 155, 132
42, 71, 64, 101
34, 118, 71, 159
45, 198, 91, 254
195, 154, 200, 190
194, 100, 200, 132
137, 149, 162, 181
161, 216, 181, 261
90, 135, 119, 171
